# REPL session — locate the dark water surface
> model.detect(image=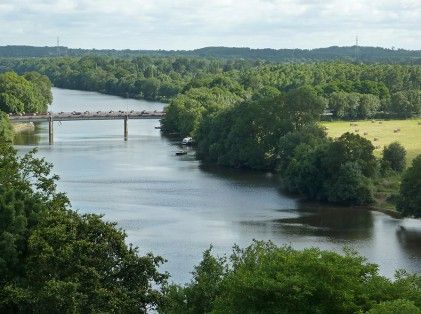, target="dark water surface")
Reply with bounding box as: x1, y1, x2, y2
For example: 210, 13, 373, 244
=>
15, 88, 421, 283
